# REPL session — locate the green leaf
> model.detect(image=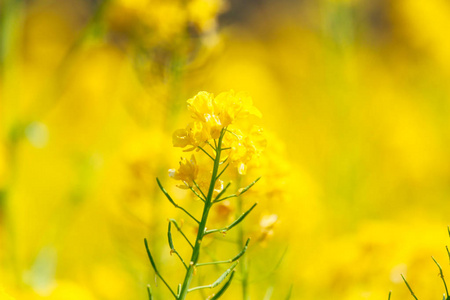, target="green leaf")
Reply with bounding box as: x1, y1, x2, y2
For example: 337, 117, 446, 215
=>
237, 177, 261, 196
209, 271, 236, 300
